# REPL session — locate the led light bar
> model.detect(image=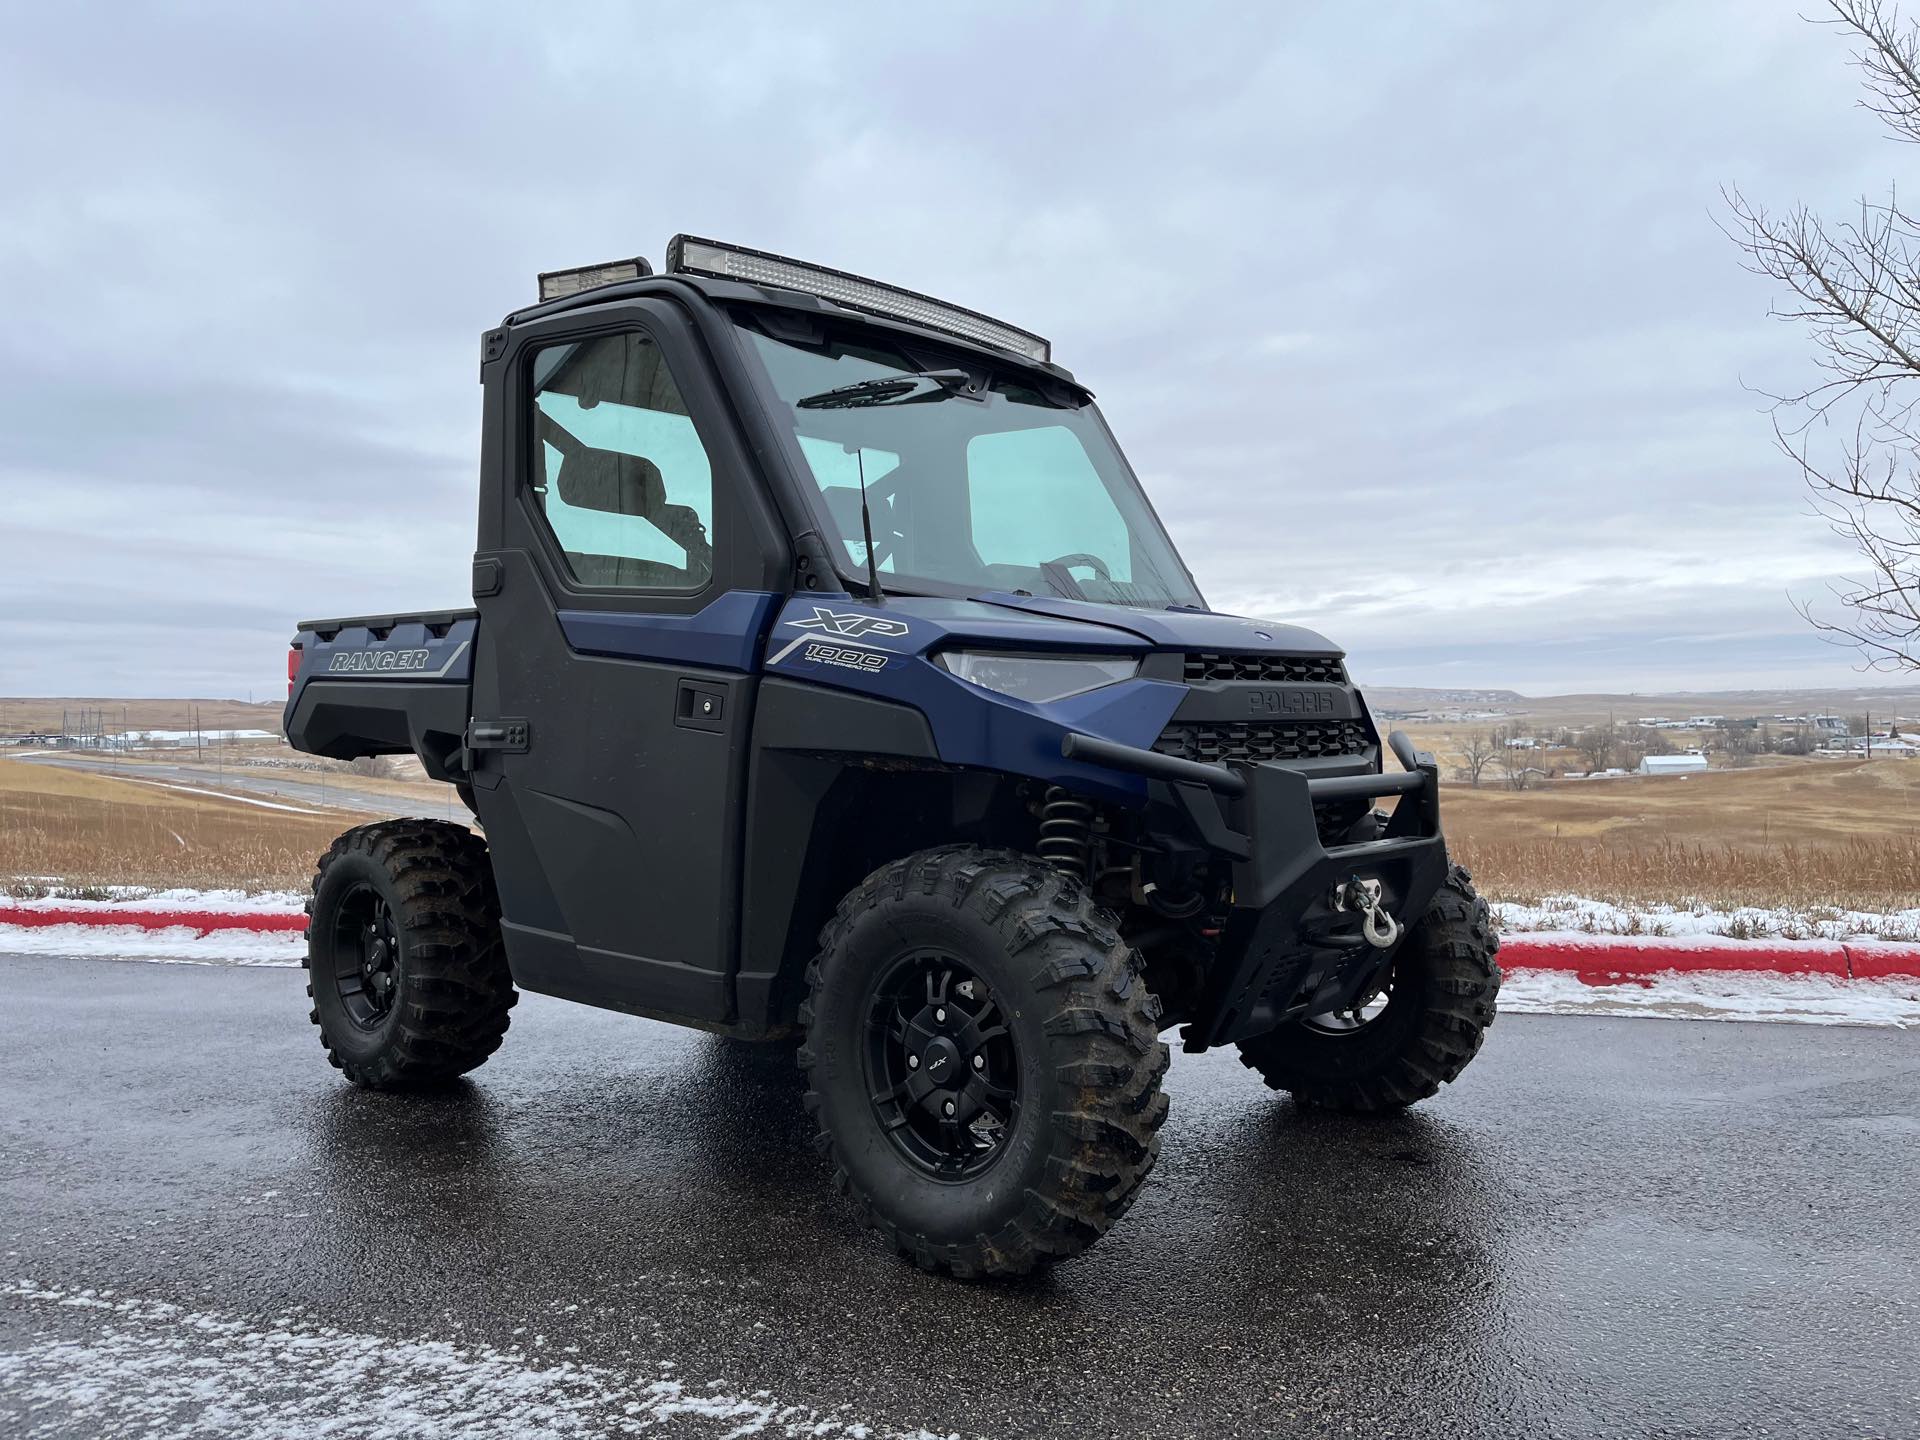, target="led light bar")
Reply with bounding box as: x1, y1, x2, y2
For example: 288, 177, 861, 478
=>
666, 235, 1051, 363
537, 257, 653, 302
